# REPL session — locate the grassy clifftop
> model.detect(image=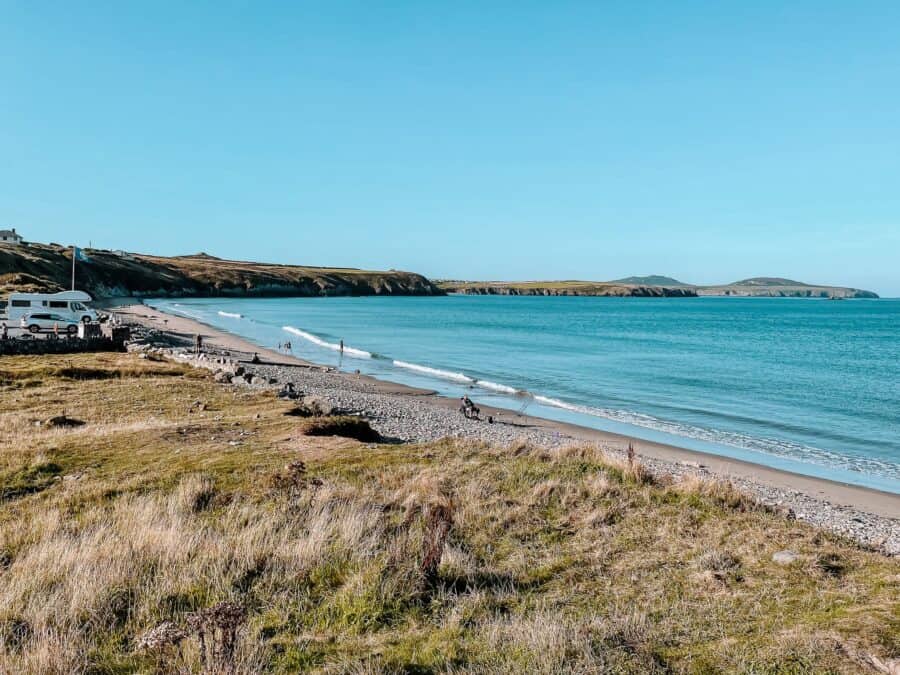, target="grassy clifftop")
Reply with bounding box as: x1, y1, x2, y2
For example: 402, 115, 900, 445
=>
440, 280, 696, 297
0, 244, 442, 298
441, 276, 879, 298
0, 353, 896, 673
